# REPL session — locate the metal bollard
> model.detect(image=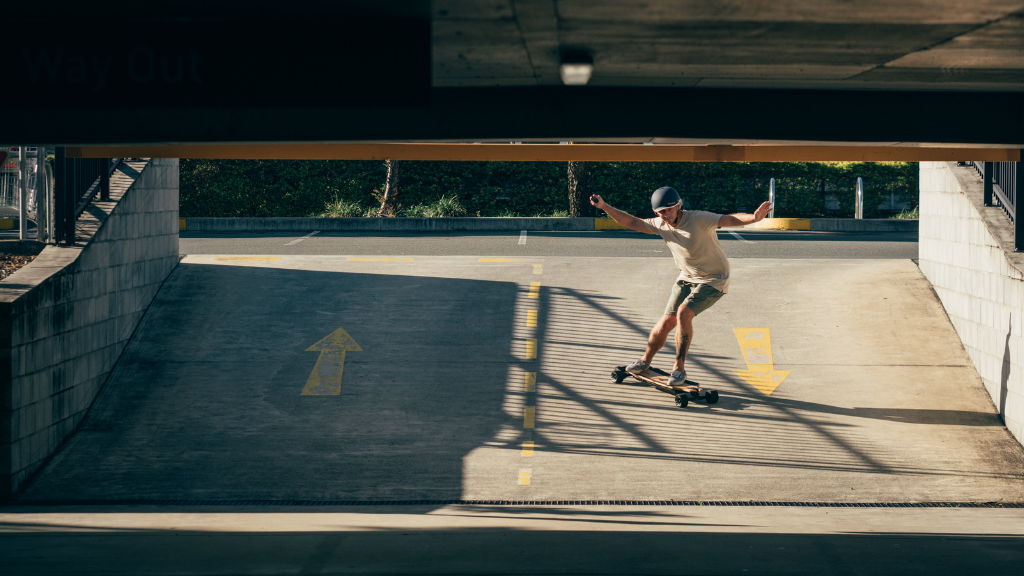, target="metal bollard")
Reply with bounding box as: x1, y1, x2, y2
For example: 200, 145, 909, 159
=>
768, 178, 775, 218
855, 177, 864, 219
